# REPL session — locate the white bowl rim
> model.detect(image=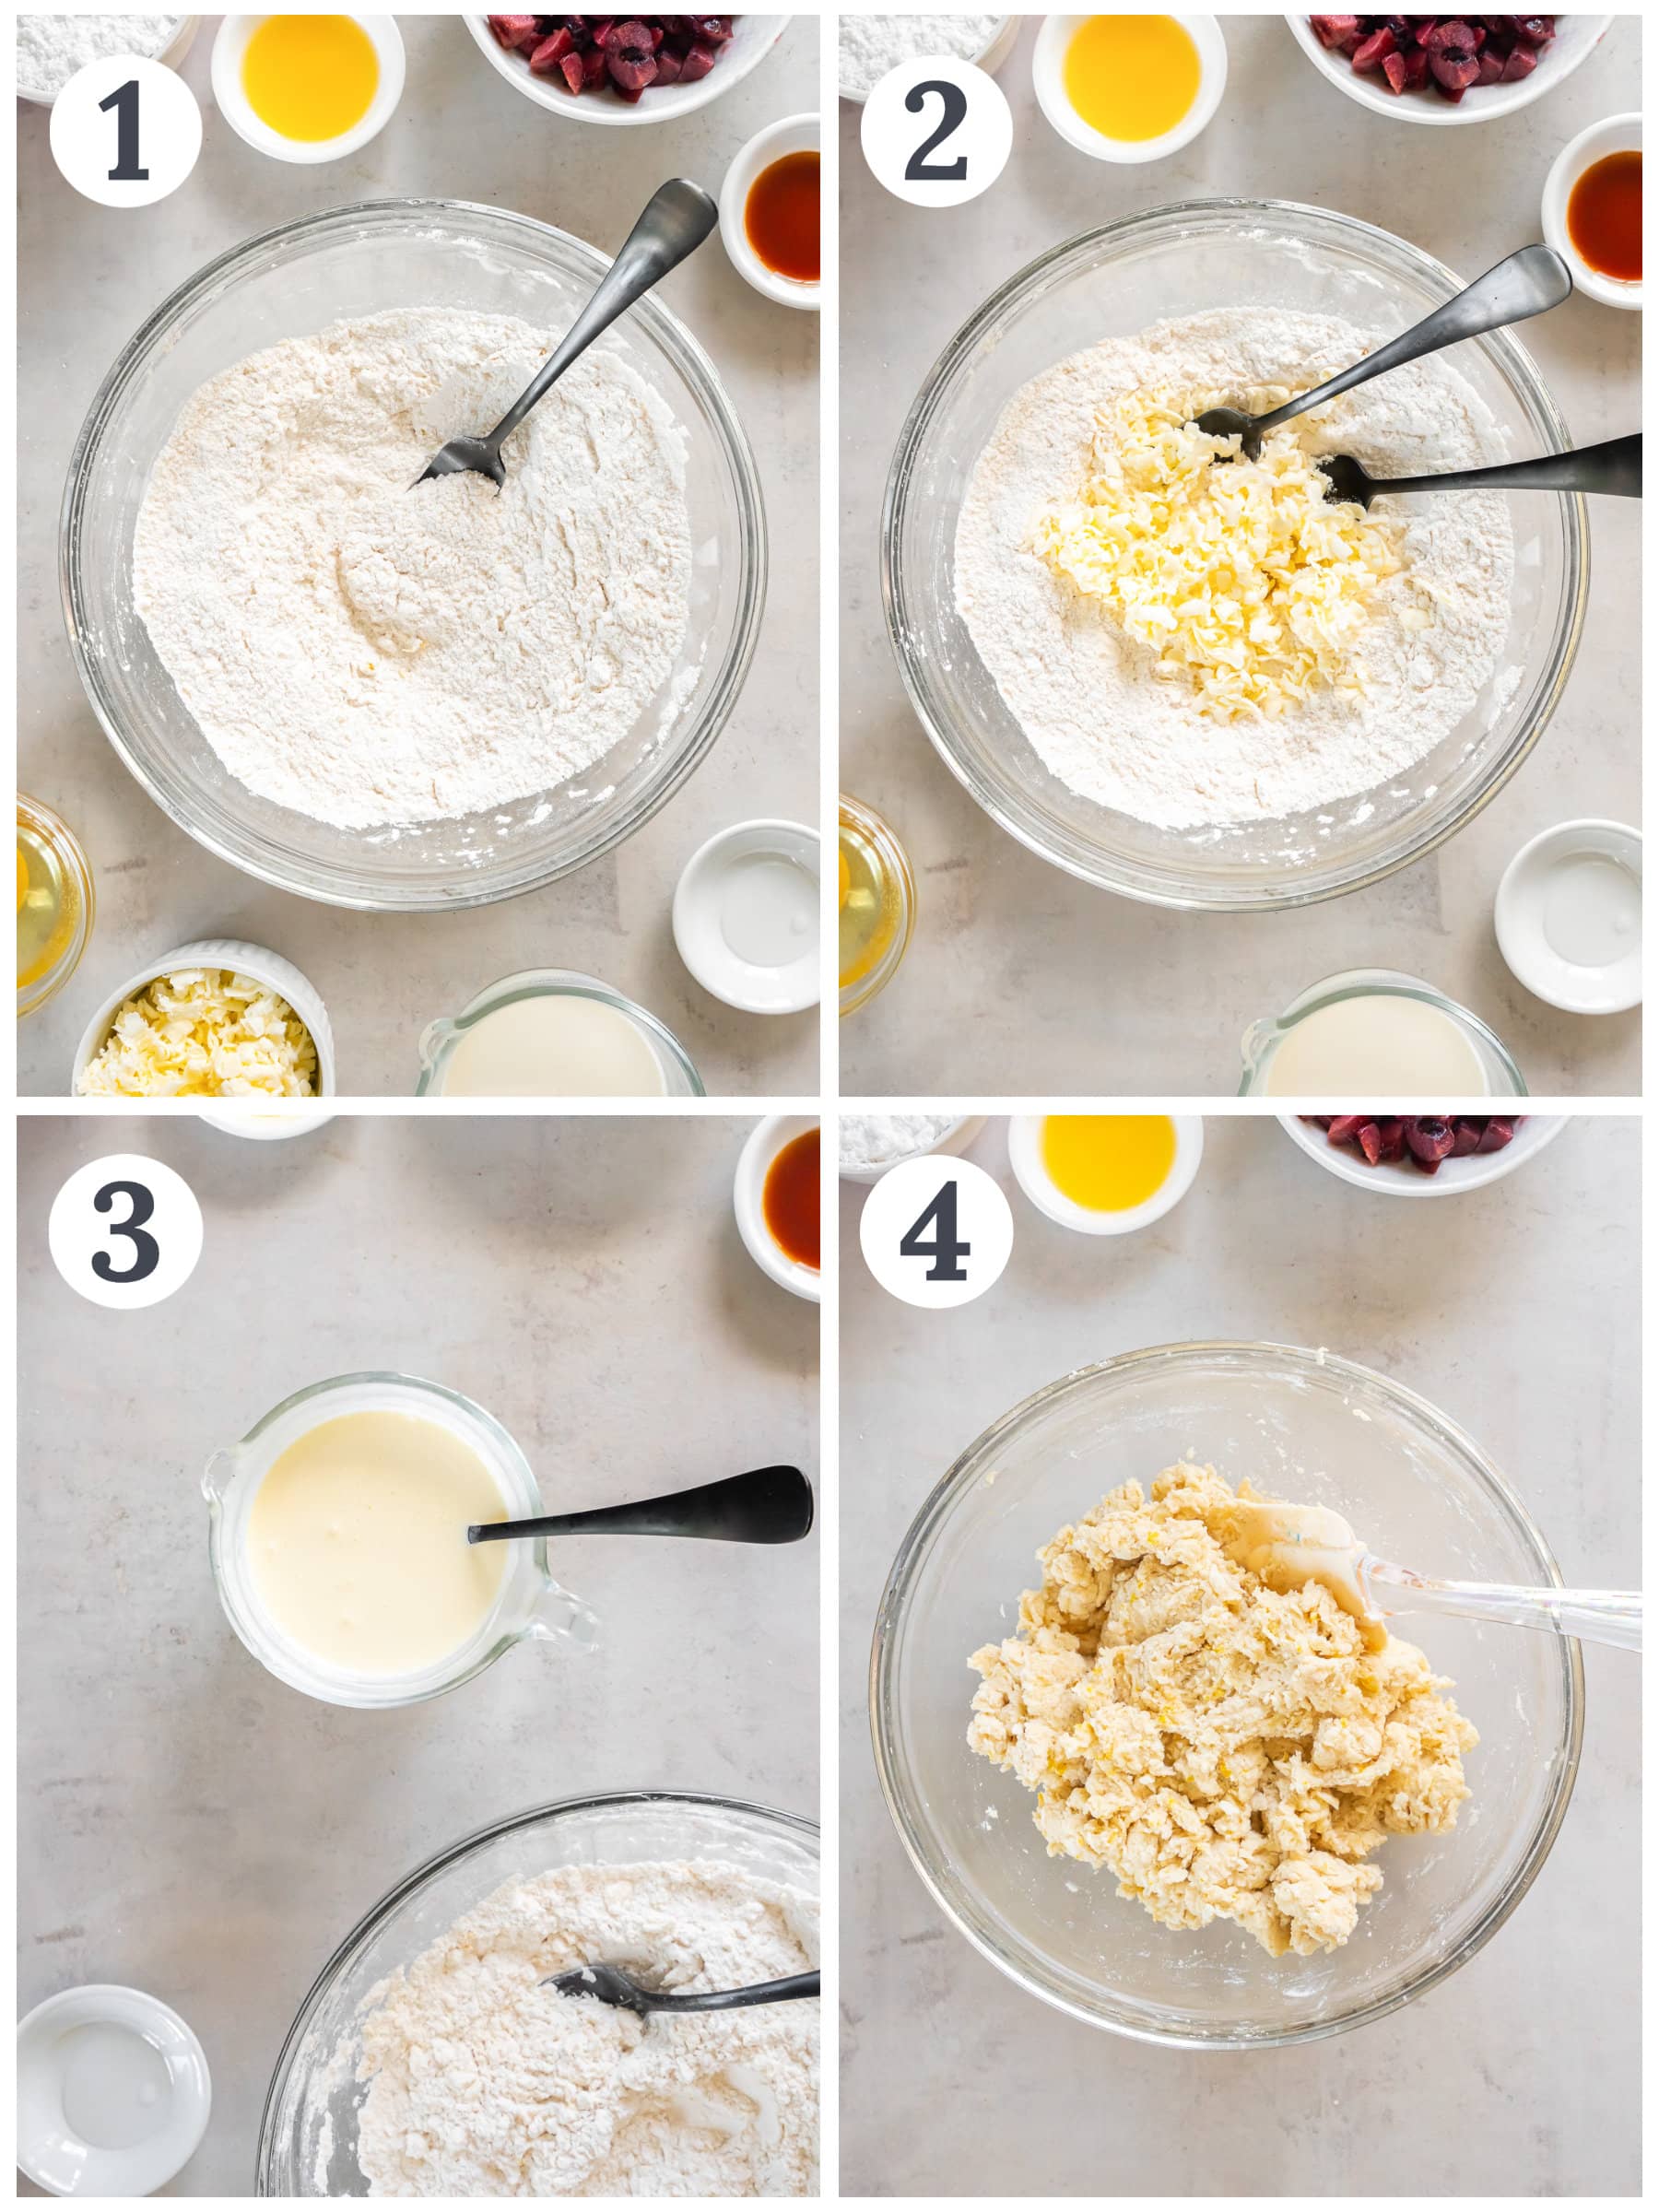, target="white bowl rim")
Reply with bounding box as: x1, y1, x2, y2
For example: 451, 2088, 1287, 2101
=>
1494, 817, 1642, 1014
672, 816, 821, 1014
1031, 14, 1228, 165
837, 1113, 986, 1183
1541, 111, 1642, 311
462, 13, 789, 125
1007, 1112, 1205, 1232
1284, 12, 1614, 127
840, 14, 1018, 104
718, 112, 821, 311
71, 937, 335, 1098
734, 1113, 822, 1302
211, 15, 406, 165
15, 13, 202, 103
1279, 1111, 1570, 1194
